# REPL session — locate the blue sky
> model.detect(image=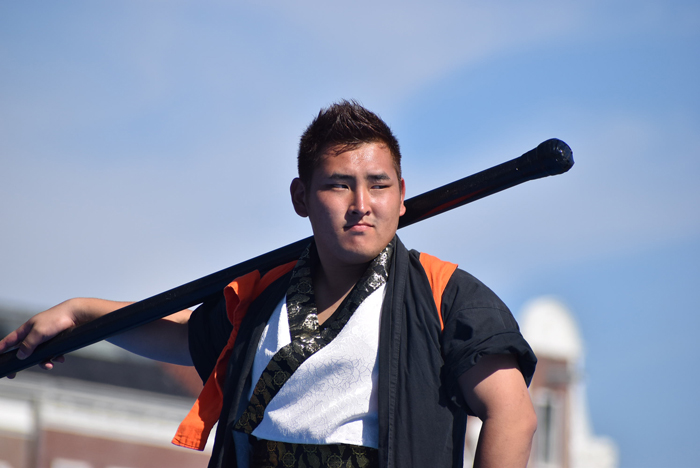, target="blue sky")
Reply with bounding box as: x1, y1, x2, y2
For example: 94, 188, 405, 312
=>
1, 2, 699, 467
